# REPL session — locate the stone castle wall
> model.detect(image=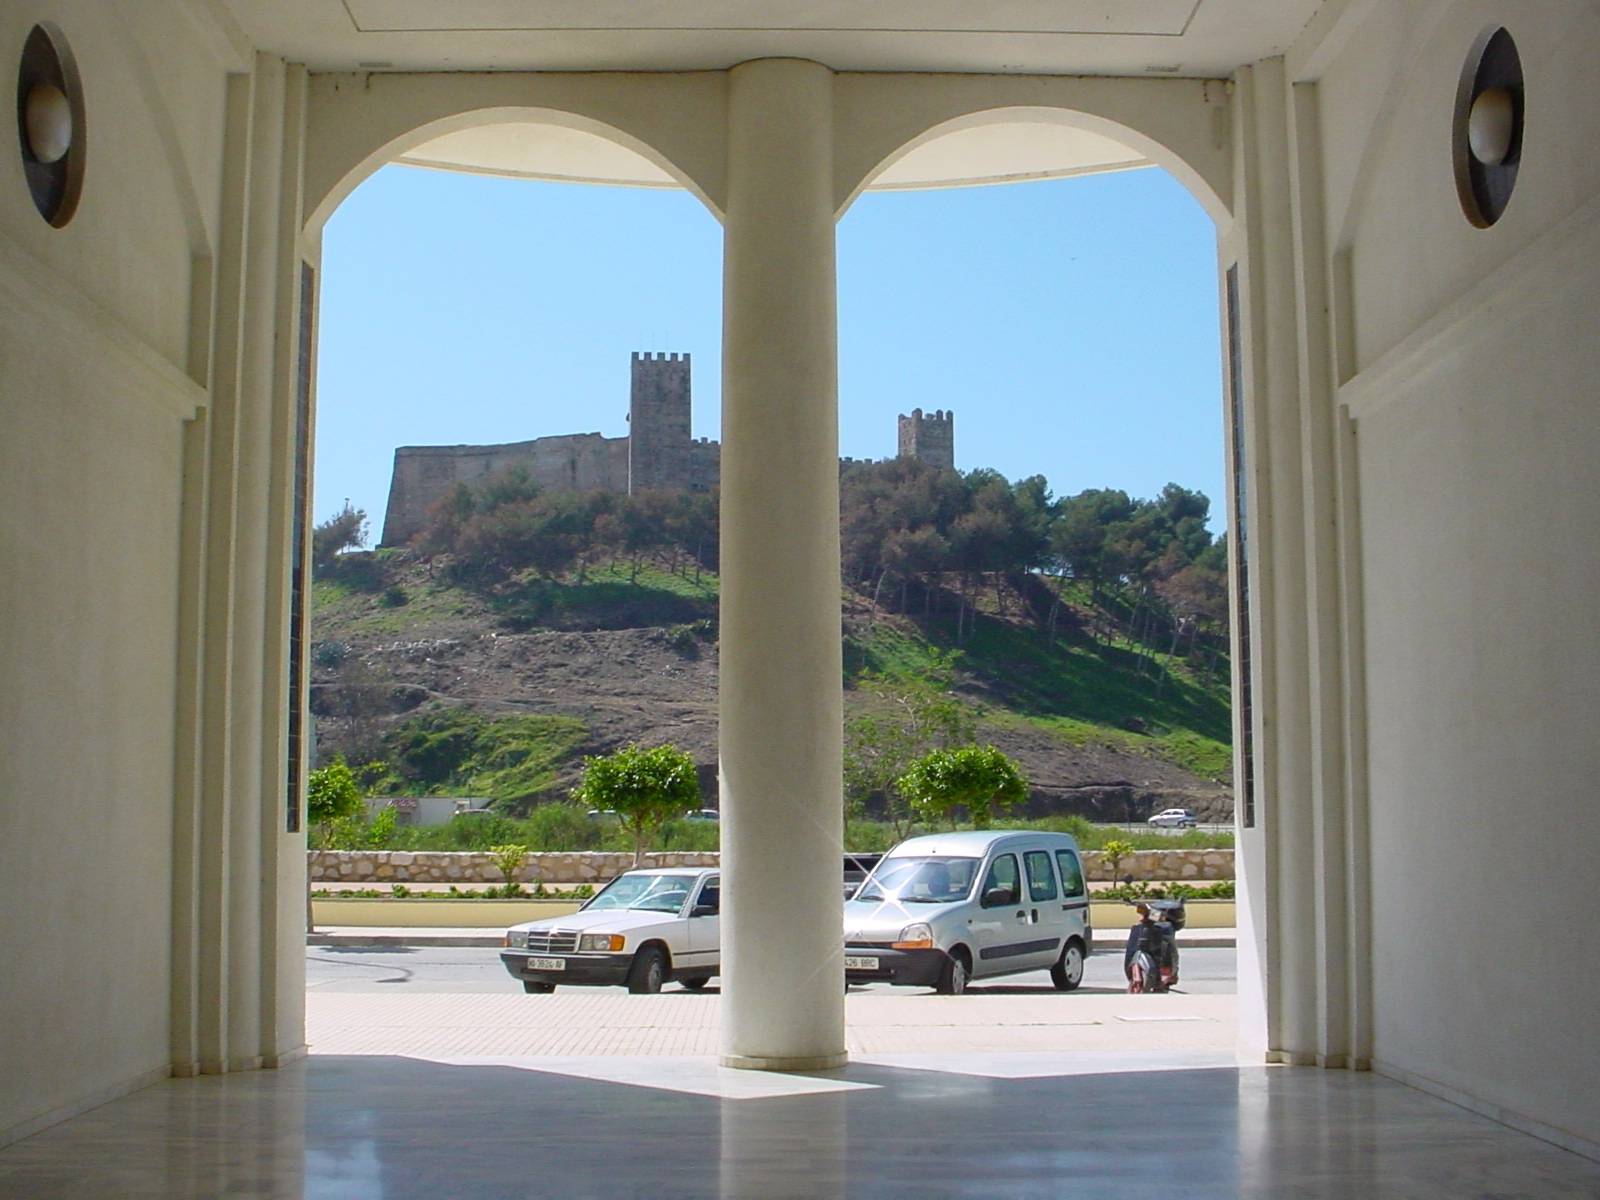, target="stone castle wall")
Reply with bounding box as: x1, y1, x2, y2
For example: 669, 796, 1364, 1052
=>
381, 355, 952, 546
381, 433, 629, 546
309, 848, 1234, 884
